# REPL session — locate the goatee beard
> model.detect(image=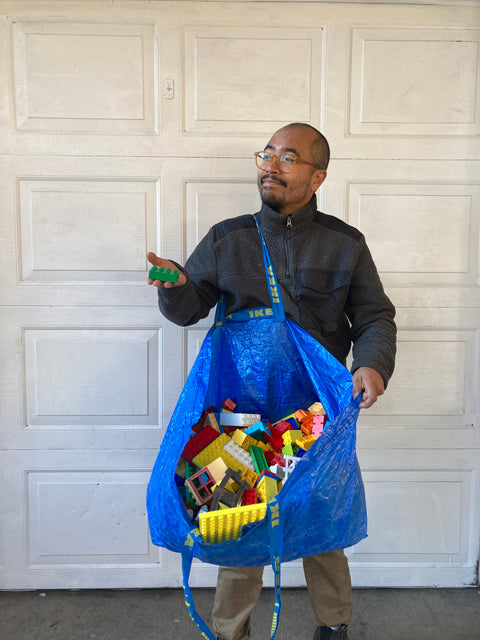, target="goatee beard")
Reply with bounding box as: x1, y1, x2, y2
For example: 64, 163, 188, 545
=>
260, 191, 284, 211
259, 175, 286, 210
